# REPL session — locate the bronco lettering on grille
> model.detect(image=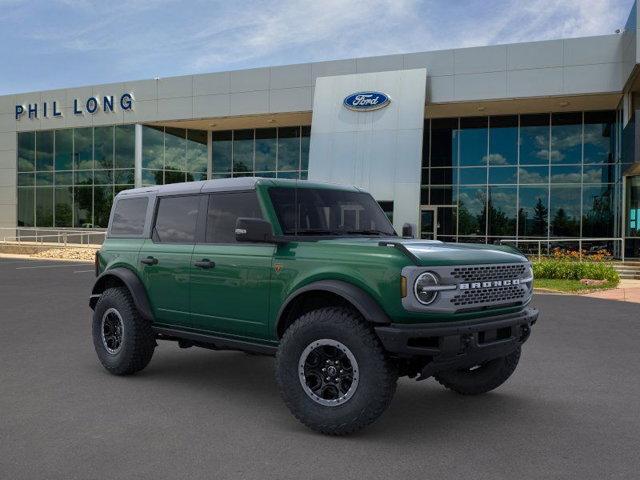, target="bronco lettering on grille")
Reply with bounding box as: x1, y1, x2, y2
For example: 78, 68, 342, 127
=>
459, 279, 521, 290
